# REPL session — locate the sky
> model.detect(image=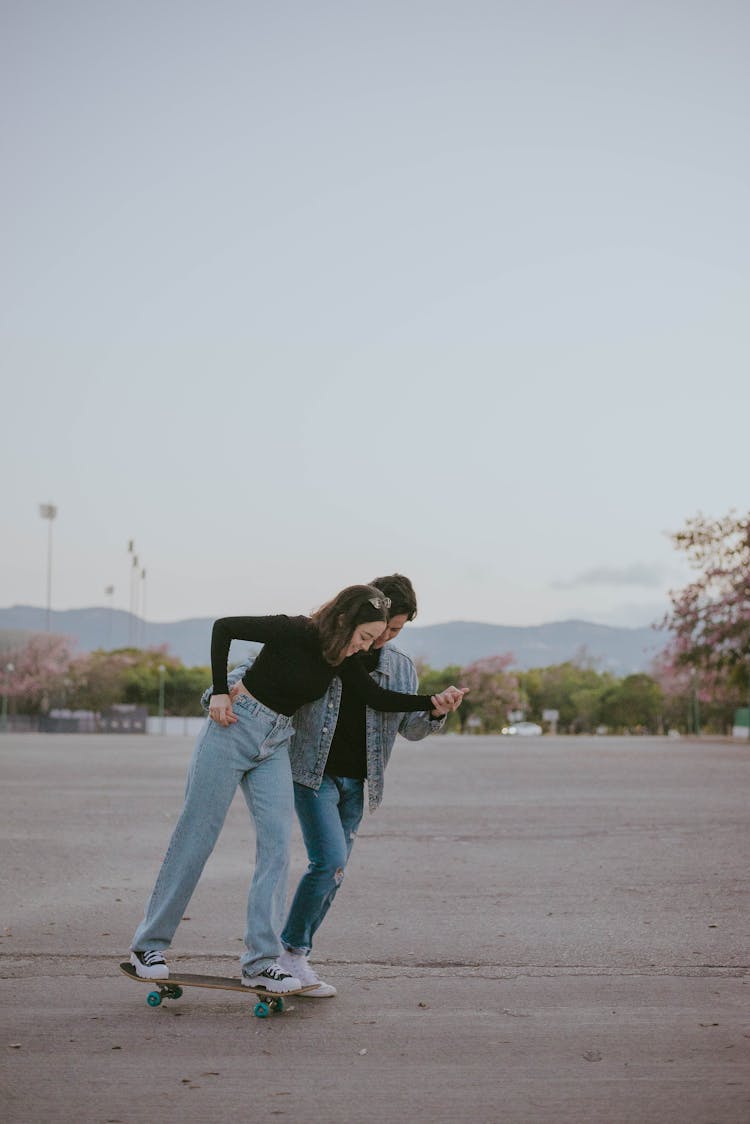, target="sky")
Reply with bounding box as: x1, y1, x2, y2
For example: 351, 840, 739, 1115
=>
2, 0, 748, 632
